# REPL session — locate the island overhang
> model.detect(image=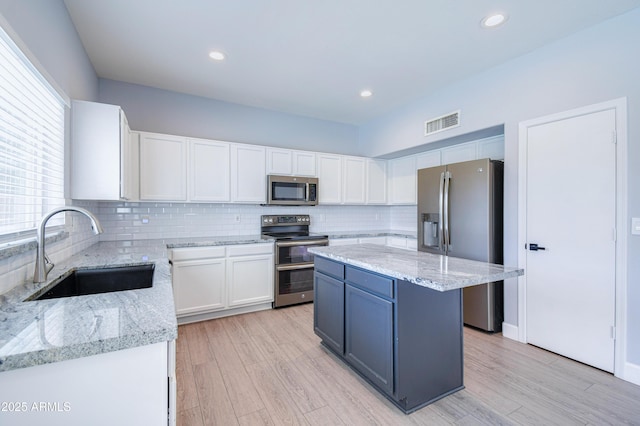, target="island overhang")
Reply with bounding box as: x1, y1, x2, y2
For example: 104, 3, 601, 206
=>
309, 243, 524, 292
